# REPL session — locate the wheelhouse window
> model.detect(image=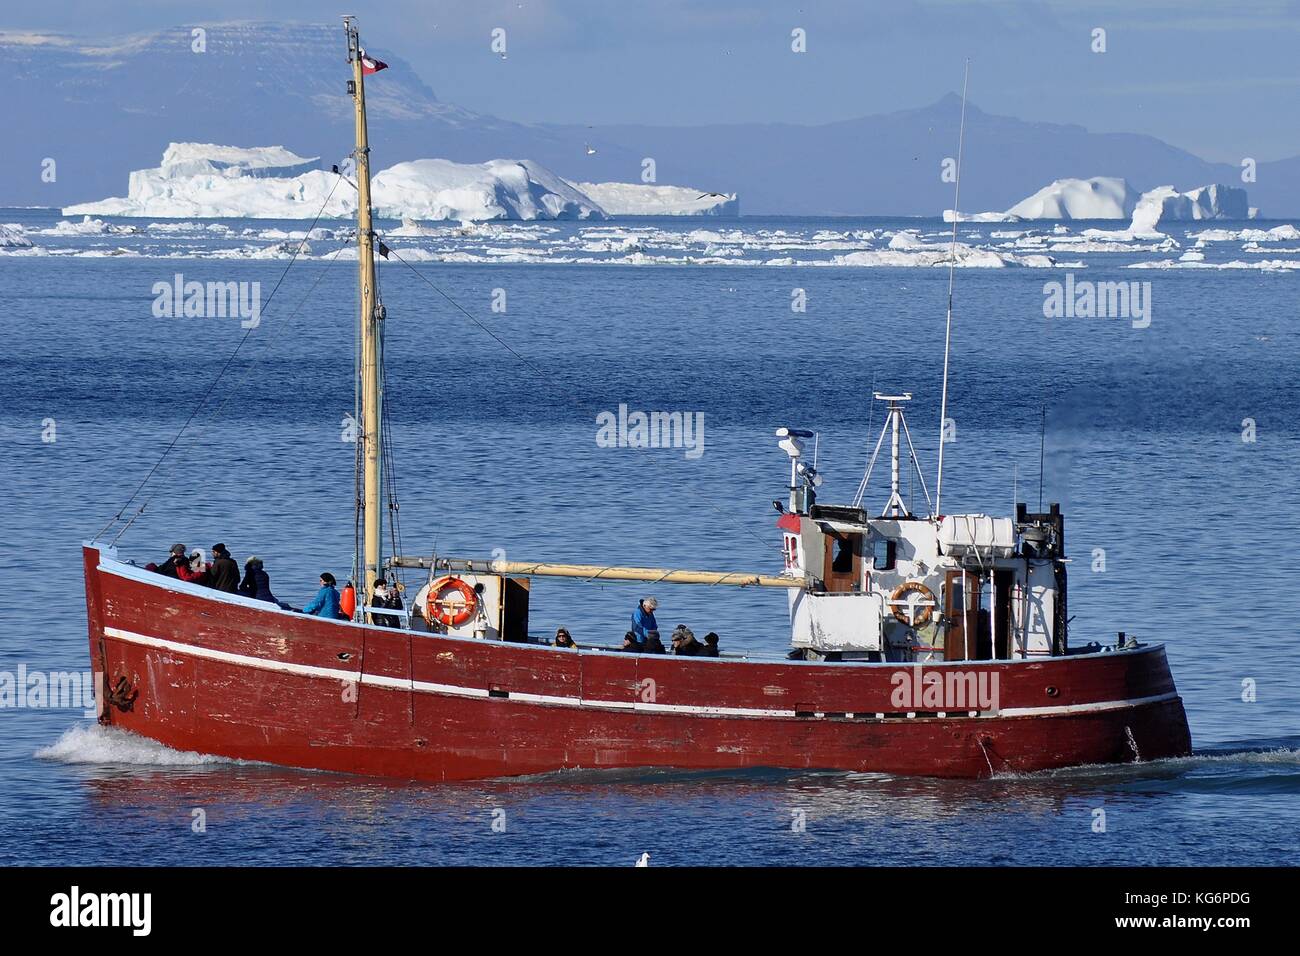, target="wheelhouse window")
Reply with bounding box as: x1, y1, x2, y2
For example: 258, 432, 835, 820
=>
872, 537, 896, 571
